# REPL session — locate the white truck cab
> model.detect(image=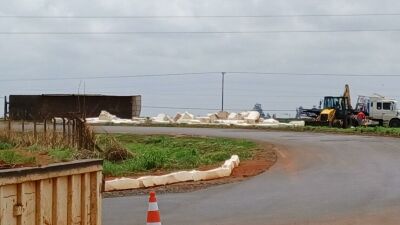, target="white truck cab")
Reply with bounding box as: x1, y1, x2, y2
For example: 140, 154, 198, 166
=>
356, 96, 400, 127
